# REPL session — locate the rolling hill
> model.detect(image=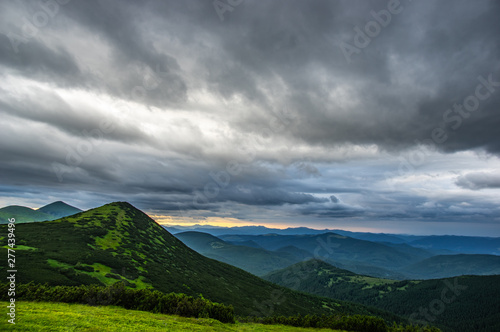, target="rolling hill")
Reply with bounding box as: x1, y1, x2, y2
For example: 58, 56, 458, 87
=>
168, 225, 500, 256
0, 201, 82, 224
218, 233, 432, 269
174, 231, 304, 276
0, 205, 54, 224
219, 233, 433, 279
263, 259, 500, 332
399, 254, 500, 279
0, 202, 402, 321
407, 236, 500, 255
264, 259, 412, 304
219, 233, 500, 280
38, 201, 83, 219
